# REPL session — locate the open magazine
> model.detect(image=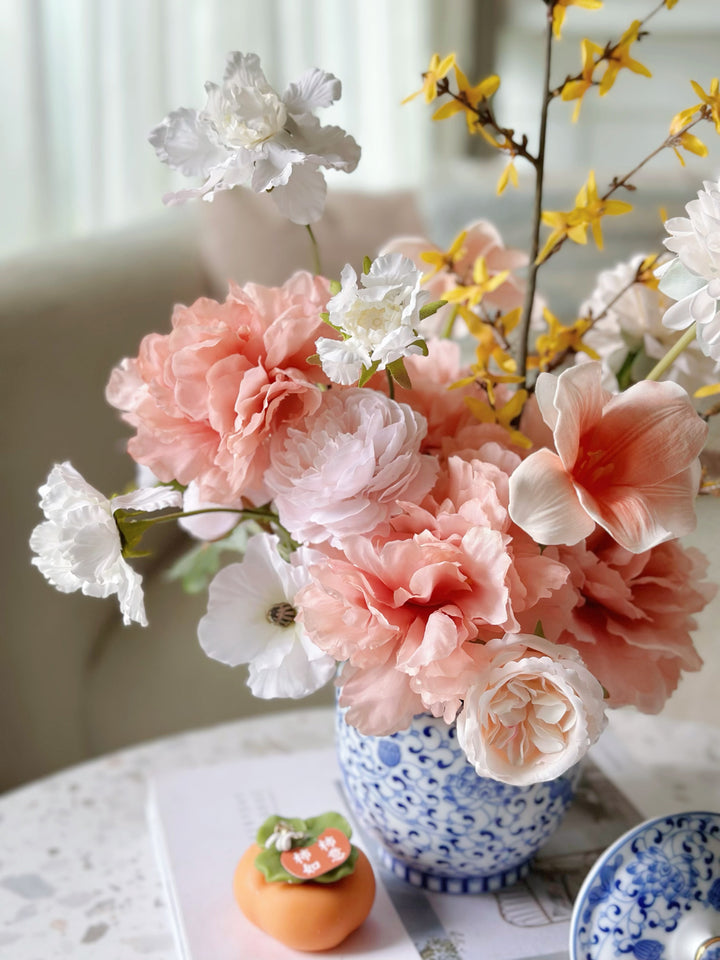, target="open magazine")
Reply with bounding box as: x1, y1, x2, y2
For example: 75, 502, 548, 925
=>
147, 728, 660, 960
